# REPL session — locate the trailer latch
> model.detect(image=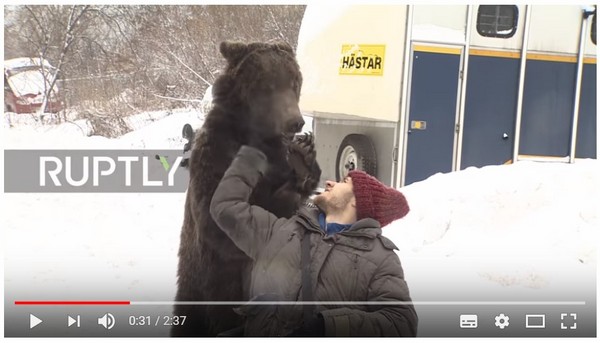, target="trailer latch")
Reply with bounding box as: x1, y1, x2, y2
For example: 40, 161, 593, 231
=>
410, 120, 427, 130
